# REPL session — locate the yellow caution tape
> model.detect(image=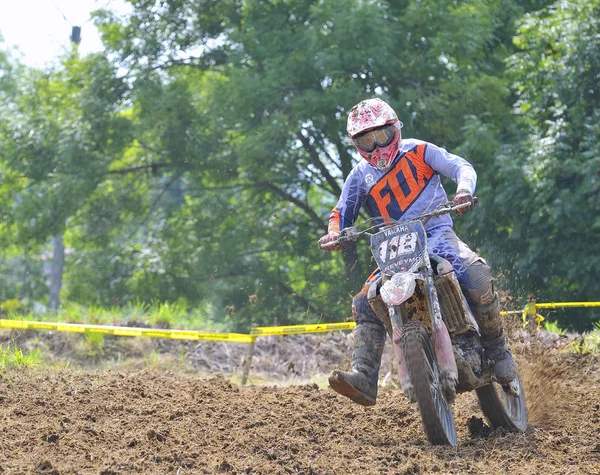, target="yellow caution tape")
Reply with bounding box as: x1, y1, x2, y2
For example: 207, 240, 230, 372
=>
1, 301, 597, 342
518, 301, 599, 330
251, 322, 356, 336
535, 302, 600, 309
0, 319, 255, 343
